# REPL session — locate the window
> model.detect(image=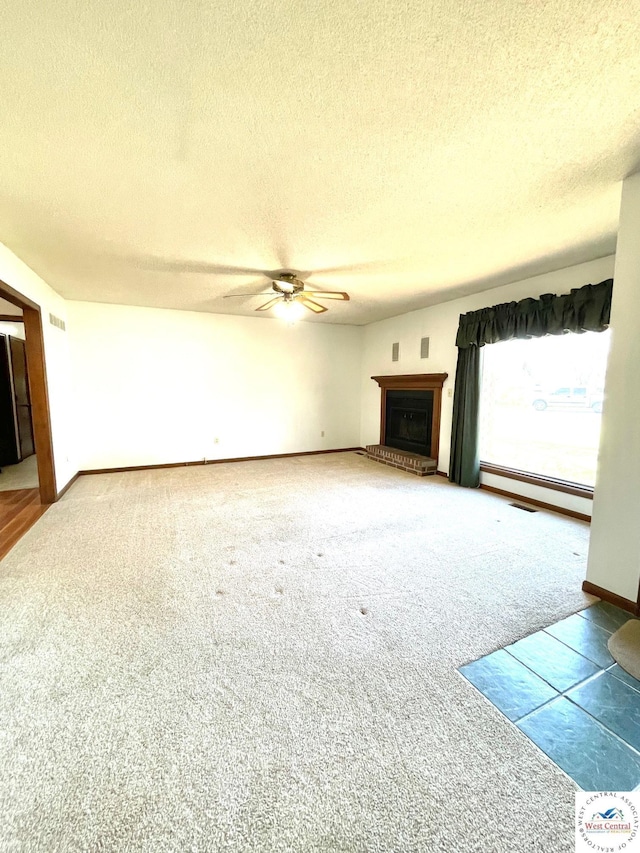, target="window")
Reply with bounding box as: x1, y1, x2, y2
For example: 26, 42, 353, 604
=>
479, 330, 611, 487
